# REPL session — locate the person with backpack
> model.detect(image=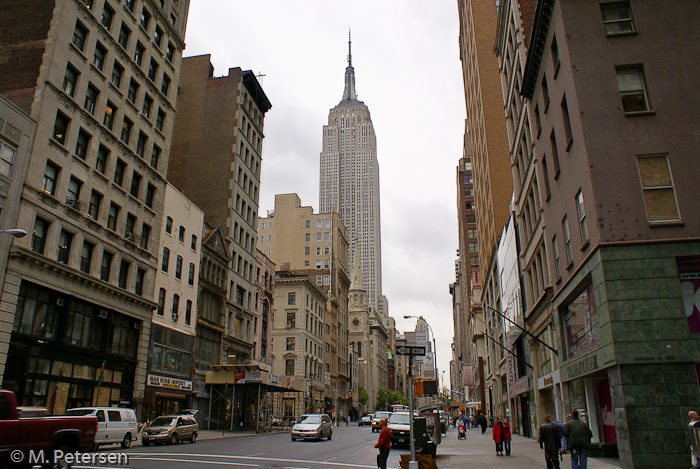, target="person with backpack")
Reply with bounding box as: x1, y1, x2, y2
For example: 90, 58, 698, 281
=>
539, 415, 562, 469
493, 415, 505, 456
